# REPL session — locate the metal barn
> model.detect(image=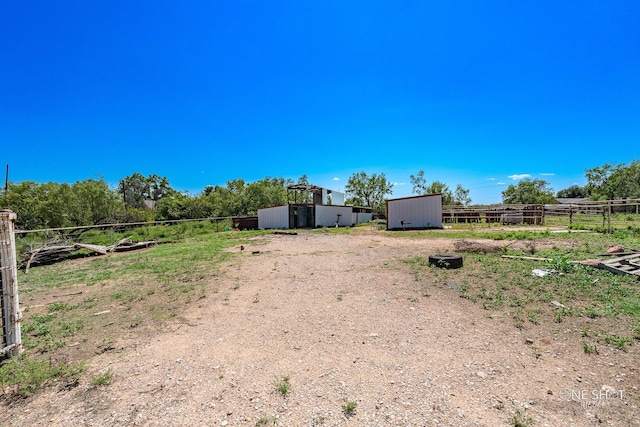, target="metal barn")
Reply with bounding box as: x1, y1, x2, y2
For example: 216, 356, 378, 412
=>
386, 194, 443, 230
257, 205, 290, 229
258, 204, 368, 229
258, 184, 373, 230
